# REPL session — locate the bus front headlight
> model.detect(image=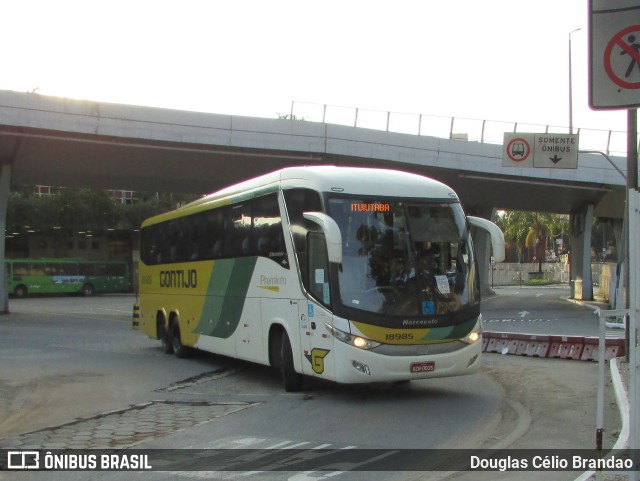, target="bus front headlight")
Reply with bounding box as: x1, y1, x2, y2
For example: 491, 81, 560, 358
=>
325, 324, 381, 350
461, 318, 482, 345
